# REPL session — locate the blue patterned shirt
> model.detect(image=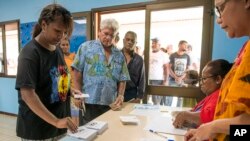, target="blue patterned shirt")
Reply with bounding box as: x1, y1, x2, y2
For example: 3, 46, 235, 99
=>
72, 40, 130, 105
